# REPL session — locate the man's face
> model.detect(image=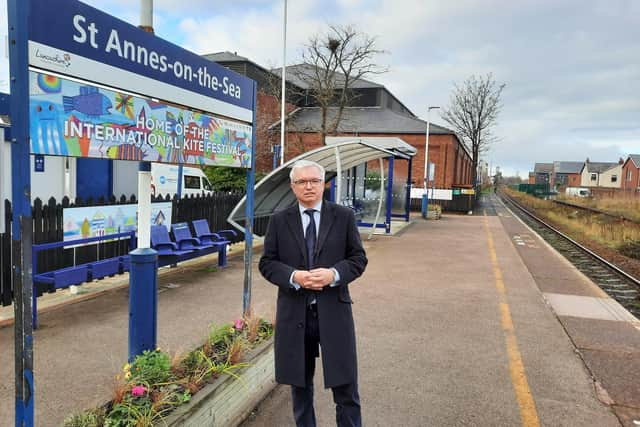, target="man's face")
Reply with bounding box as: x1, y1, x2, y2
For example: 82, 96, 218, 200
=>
291, 166, 324, 208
